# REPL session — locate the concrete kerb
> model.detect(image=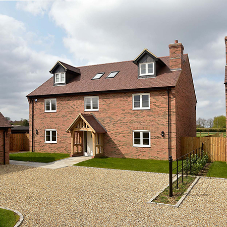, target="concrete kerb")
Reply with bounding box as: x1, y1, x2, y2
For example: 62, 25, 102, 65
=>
0, 206, 23, 227
148, 176, 201, 208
